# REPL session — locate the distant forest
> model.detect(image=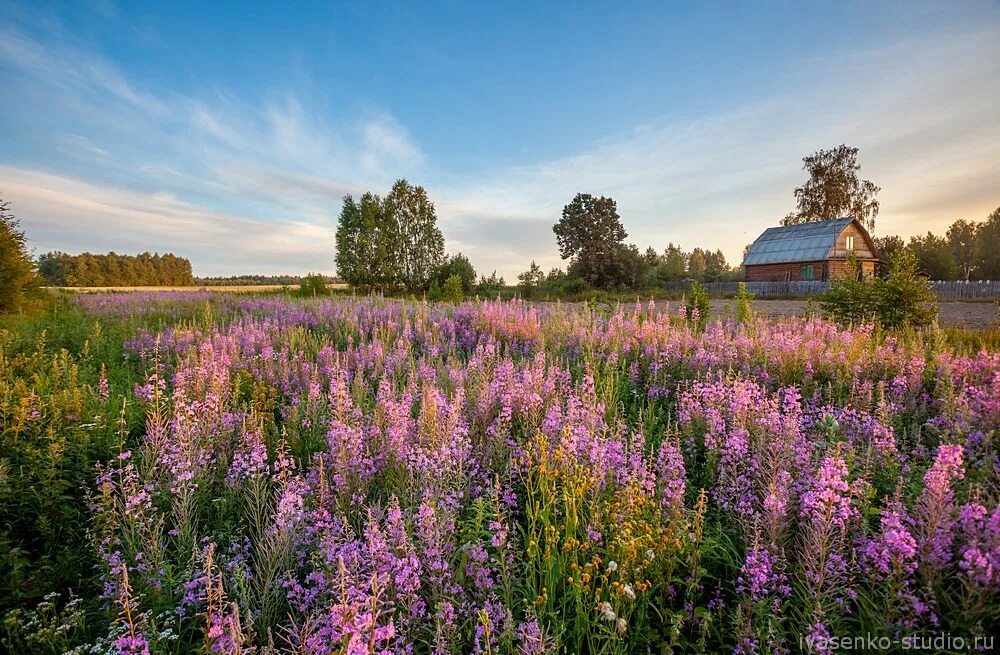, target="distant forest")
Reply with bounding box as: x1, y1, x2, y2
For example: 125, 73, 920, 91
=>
193, 274, 341, 286
38, 251, 194, 286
